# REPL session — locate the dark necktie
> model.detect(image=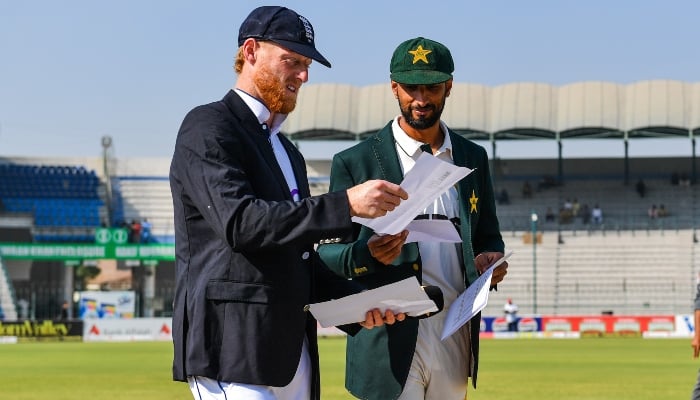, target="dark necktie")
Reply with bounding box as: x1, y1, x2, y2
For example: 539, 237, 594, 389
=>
420, 143, 432, 154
